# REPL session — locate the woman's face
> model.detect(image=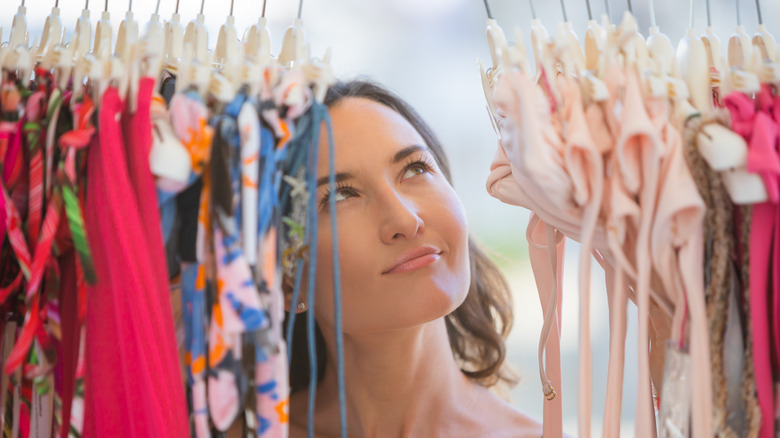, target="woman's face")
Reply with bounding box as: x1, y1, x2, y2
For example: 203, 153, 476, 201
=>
309, 97, 470, 334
